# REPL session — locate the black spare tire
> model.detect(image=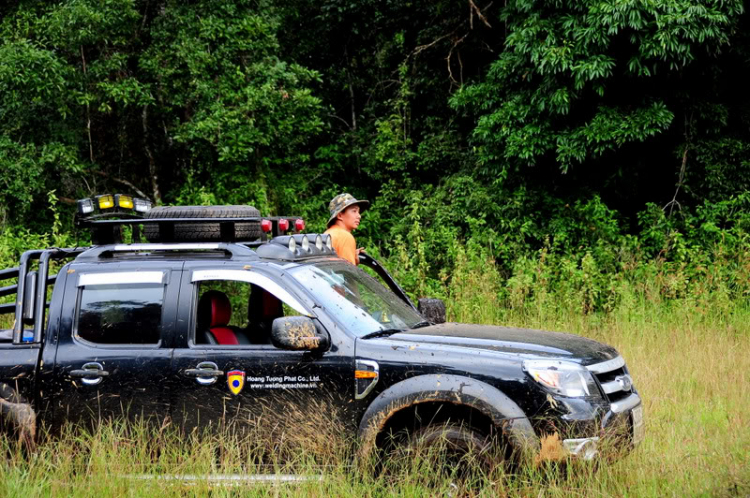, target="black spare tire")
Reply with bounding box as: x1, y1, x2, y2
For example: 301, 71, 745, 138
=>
143, 205, 261, 242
